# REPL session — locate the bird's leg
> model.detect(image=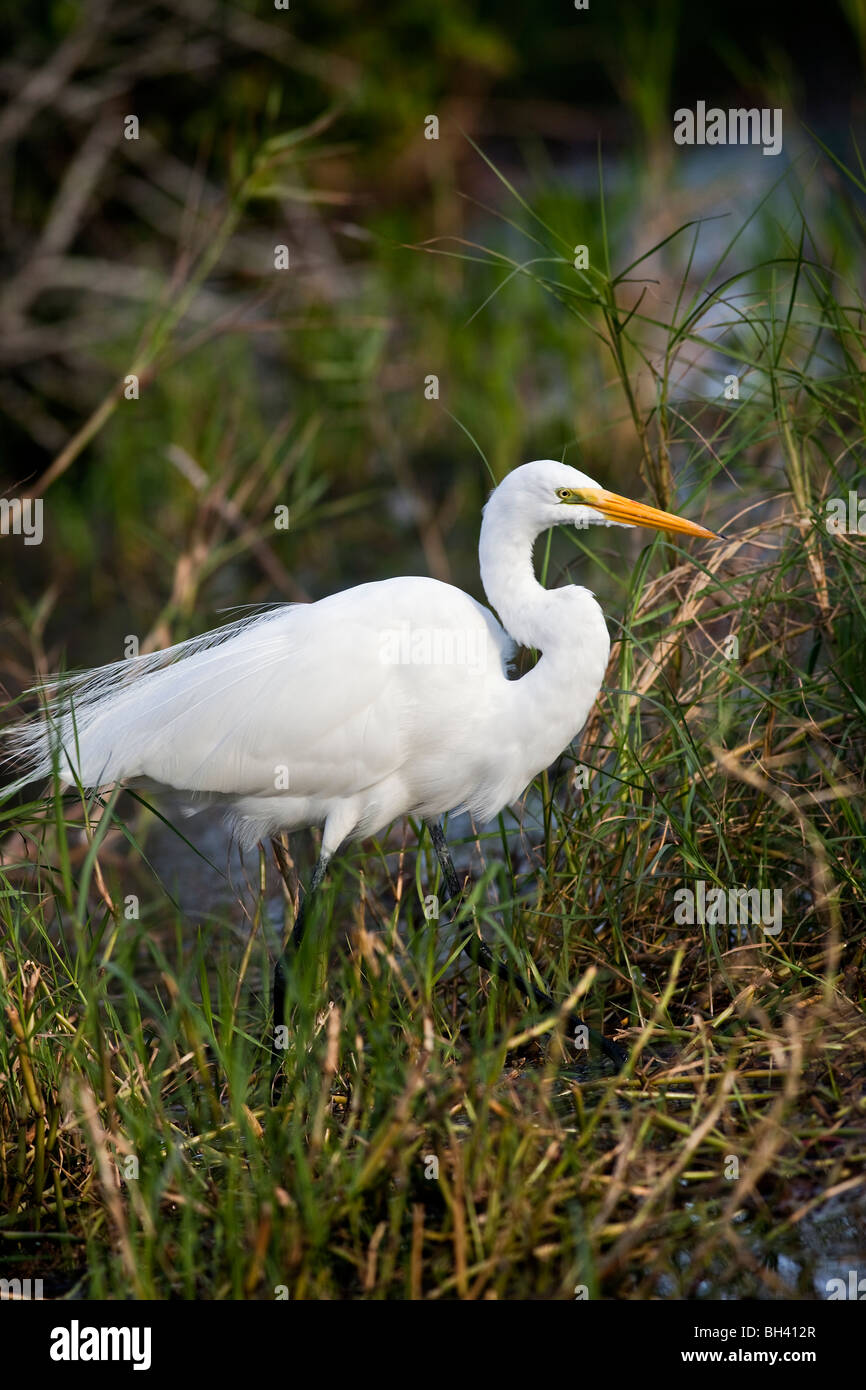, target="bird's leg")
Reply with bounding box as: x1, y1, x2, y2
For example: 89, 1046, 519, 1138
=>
427, 817, 557, 1009
424, 819, 626, 1070
270, 840, 330, 1087
427, 818, 462, 902
428, 819, 517, 984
